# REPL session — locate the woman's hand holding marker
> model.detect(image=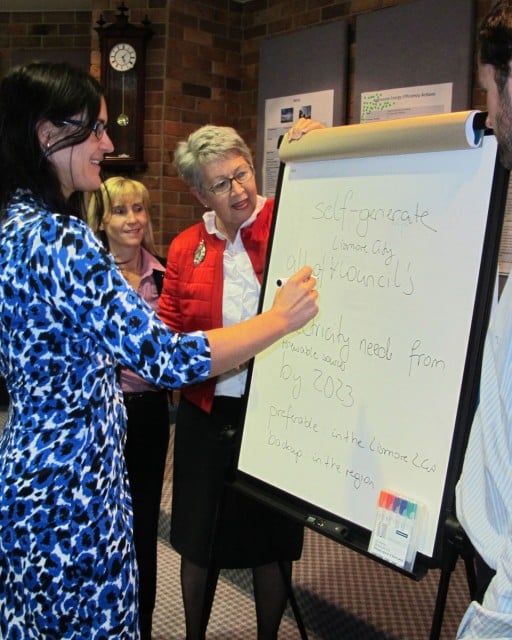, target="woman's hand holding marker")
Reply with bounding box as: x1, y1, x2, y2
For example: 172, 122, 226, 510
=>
276, 272, 317, 287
